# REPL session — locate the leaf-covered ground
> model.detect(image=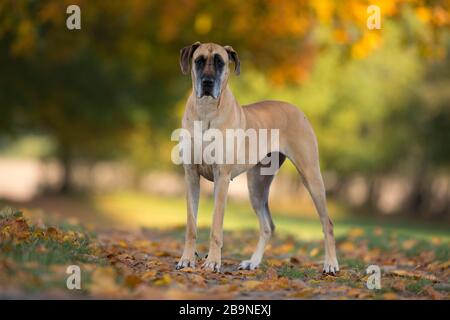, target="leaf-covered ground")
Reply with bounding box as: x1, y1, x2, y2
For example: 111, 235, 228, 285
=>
0, 207, 449, 300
